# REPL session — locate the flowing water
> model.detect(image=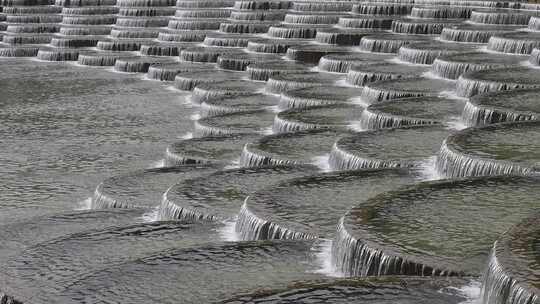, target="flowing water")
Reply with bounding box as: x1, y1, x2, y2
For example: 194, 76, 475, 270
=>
1, 0, 540, 303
